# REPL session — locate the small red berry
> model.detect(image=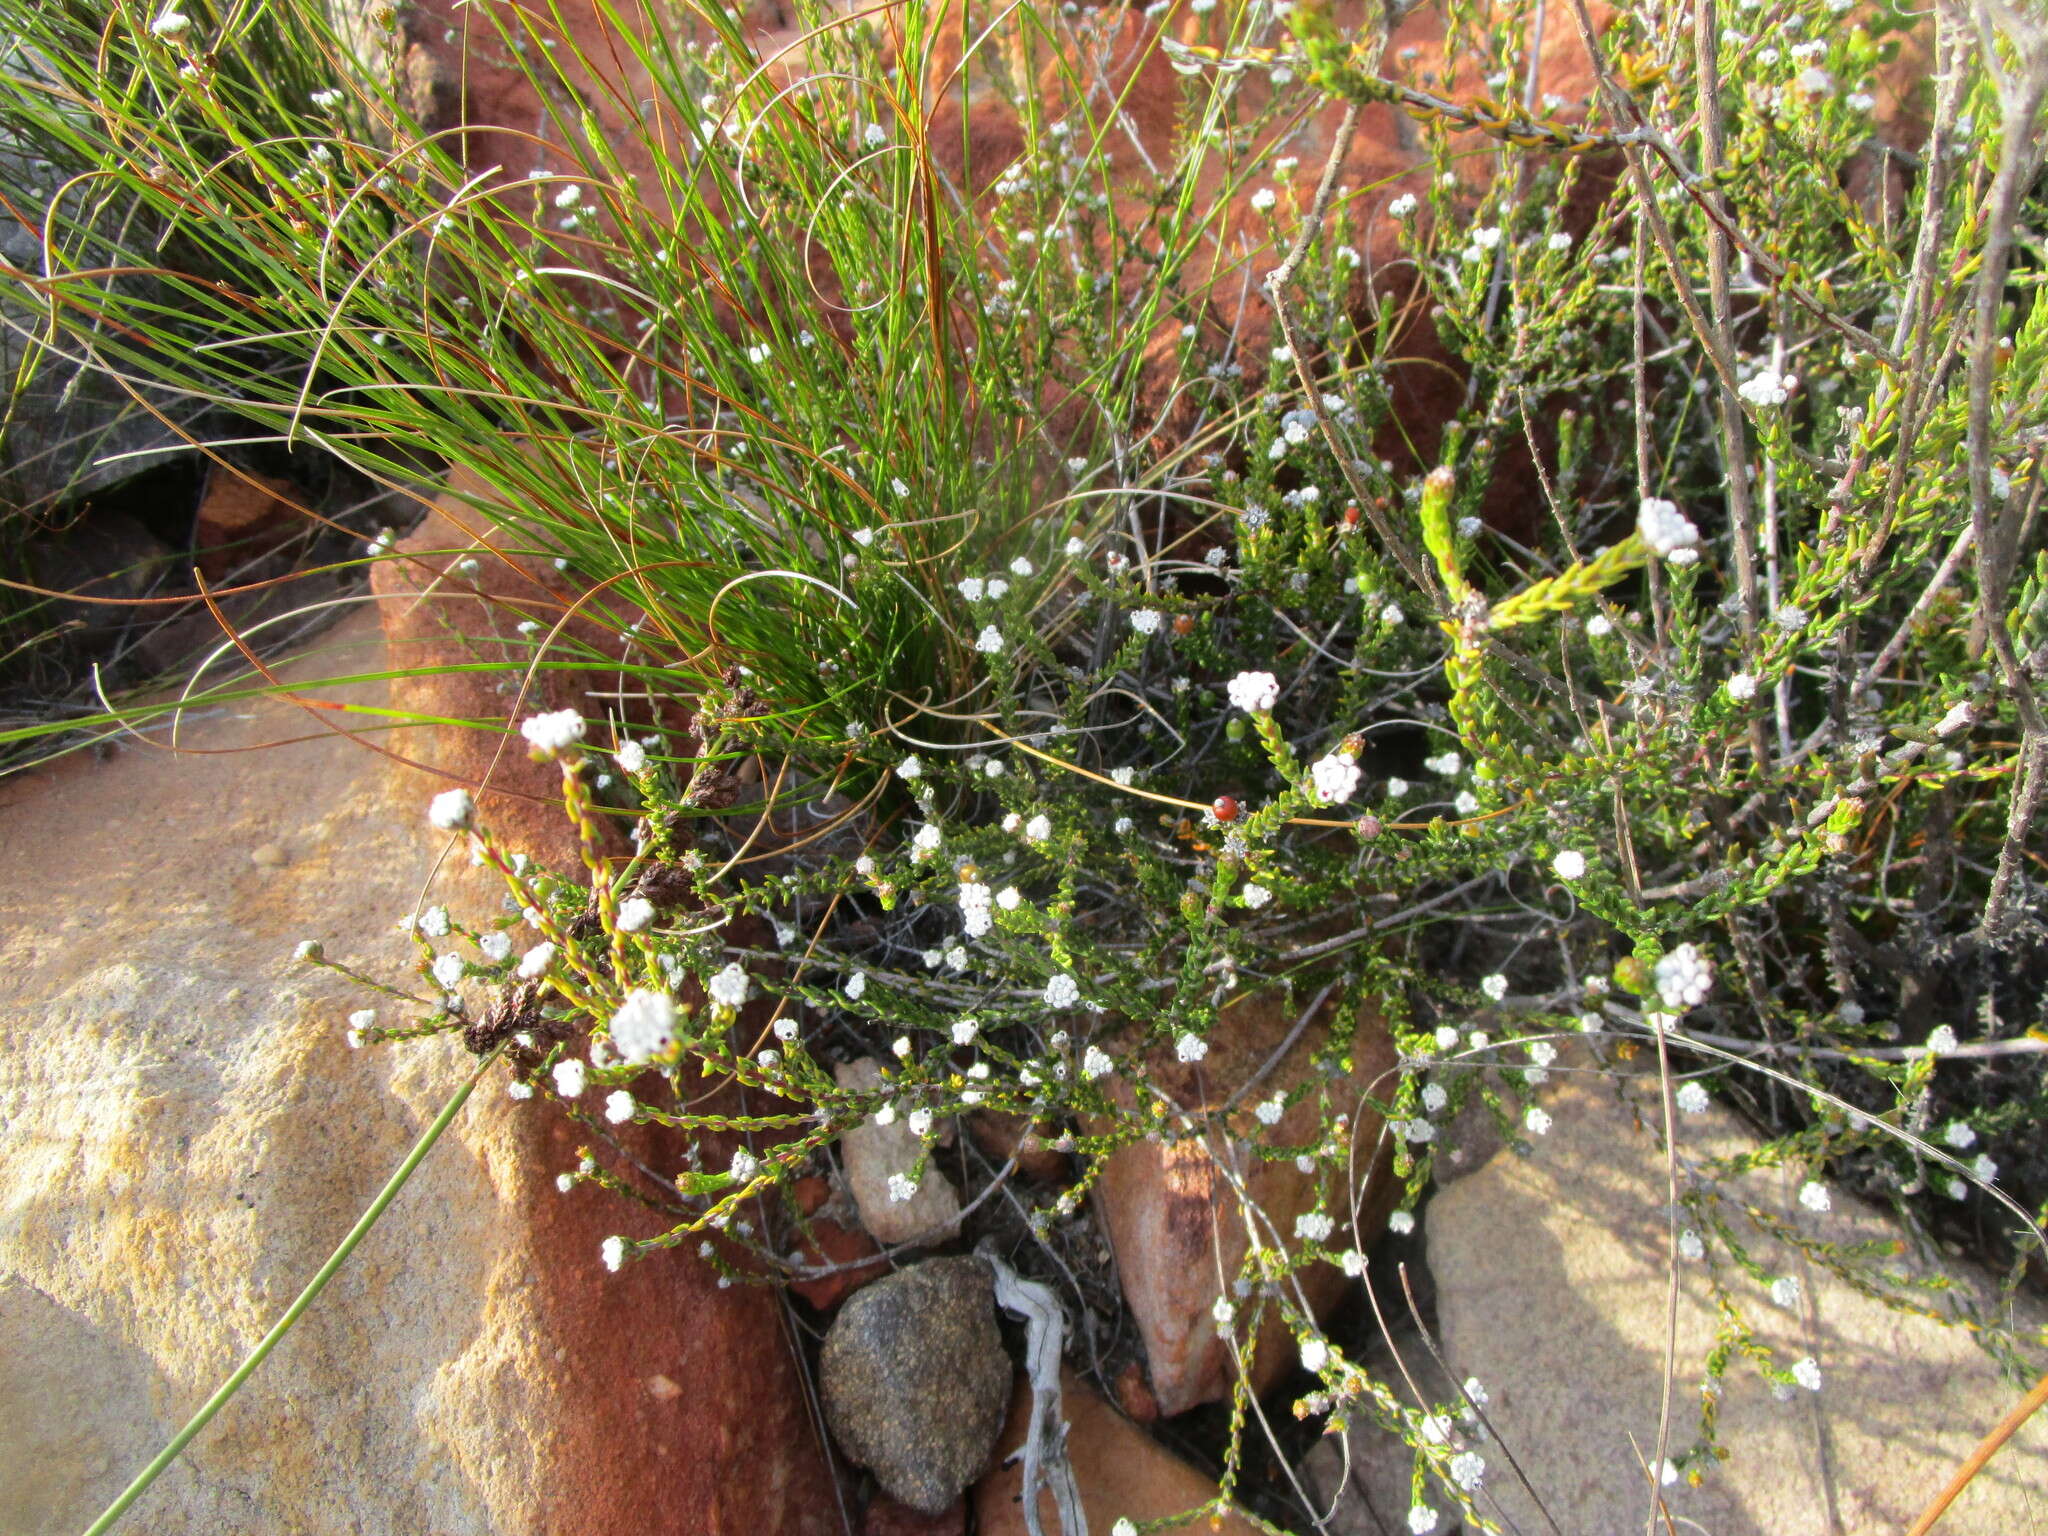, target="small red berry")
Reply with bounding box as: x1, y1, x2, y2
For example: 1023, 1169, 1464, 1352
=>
1171, 613, 1196, 636
1211, 795, 1240, 823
